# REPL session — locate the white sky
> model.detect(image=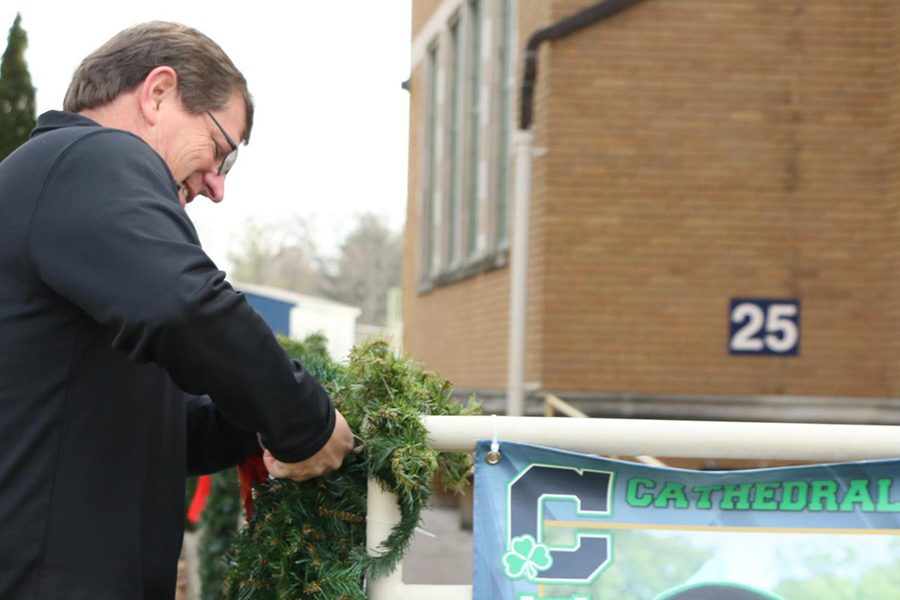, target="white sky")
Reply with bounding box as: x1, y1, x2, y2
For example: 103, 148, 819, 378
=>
1, 2, 412, 270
